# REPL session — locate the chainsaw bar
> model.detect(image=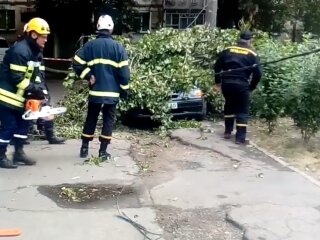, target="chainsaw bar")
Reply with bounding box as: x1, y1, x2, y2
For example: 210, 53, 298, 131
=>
22, 106, 67, 120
